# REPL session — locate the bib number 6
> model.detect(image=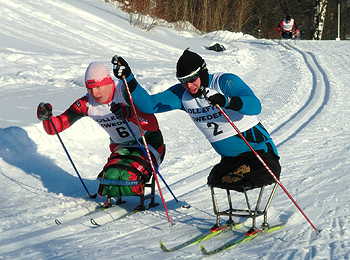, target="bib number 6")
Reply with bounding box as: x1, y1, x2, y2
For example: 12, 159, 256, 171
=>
115, 126, 130, 138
